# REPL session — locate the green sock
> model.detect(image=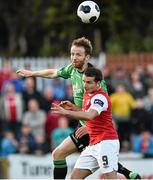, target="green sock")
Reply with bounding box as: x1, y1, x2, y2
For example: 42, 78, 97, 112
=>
53, 160, 67, 179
